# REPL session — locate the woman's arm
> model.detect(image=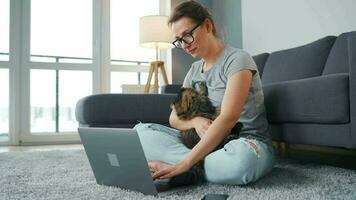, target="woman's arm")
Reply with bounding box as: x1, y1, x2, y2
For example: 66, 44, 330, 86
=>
169, 106, 194, 131
153, 69, 253, 179
184, 69, 253, 166
169, 106, 212, 136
